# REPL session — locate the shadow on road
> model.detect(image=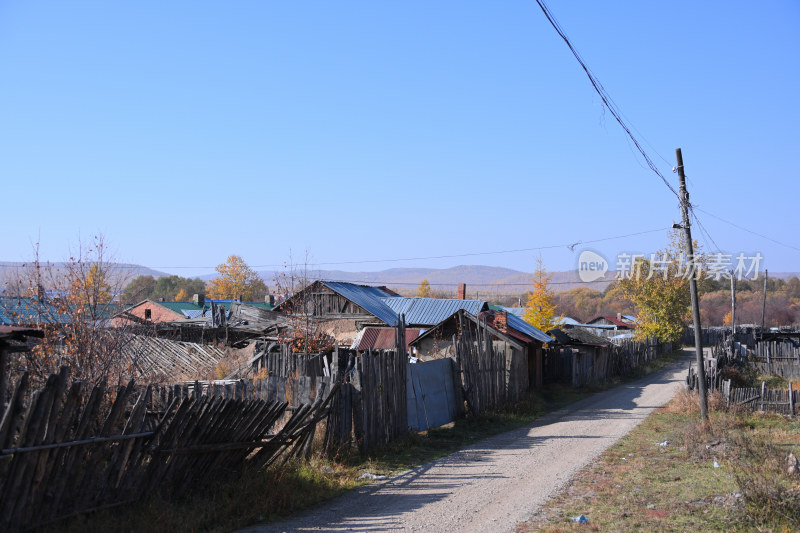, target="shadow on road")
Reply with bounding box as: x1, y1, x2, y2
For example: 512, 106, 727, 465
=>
246, 352, 691, 532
